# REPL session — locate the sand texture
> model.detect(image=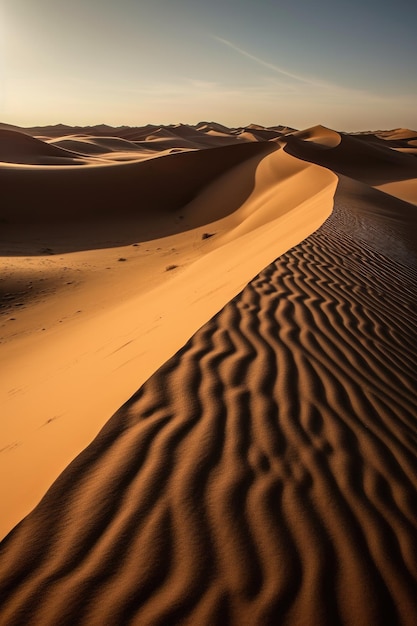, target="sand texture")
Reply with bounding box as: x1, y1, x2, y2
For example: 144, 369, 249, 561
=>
0, 124, 335, 536
1, 123, 417, 625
